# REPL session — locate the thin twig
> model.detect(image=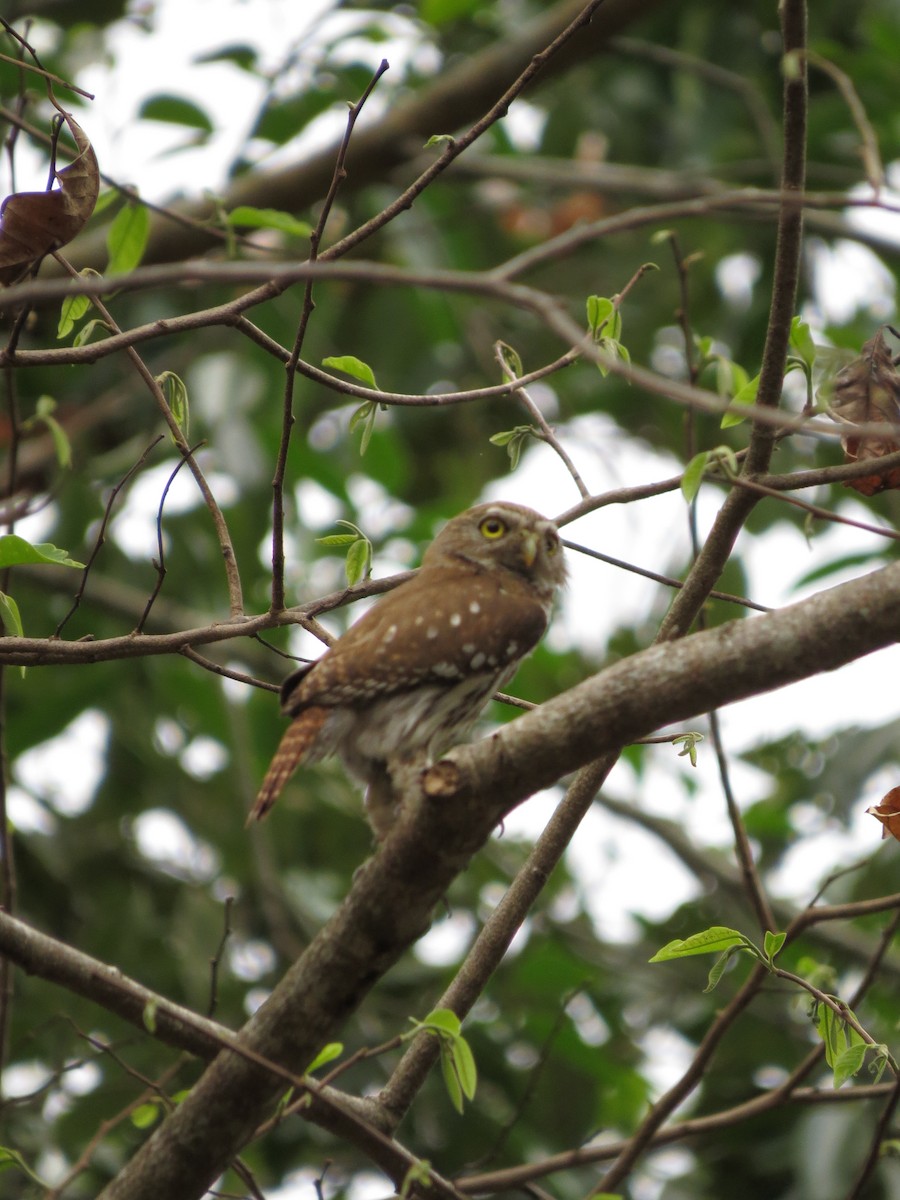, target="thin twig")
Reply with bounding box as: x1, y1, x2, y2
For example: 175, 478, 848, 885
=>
271, 59, 390, 612
54, 435, 164, 638
135, 441, 206, 634
52, 254, 245, 617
